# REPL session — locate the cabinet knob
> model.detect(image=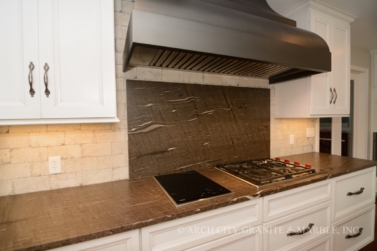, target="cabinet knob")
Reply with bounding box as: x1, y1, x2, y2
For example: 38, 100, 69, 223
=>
44, 63, 50, 98
28, 62, 35, 97
329, 88, 333, 104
